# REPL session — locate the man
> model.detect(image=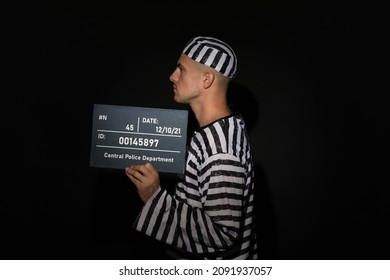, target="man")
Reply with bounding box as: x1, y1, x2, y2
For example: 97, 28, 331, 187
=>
125, 36, 258, 259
